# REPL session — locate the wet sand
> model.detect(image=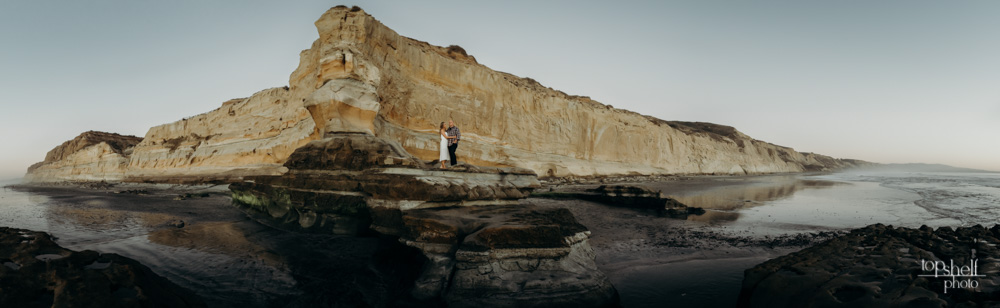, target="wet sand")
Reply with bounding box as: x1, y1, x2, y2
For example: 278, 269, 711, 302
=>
532, 172, 993, 307
530, 174, 856, 307
527, 195, 832, 307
